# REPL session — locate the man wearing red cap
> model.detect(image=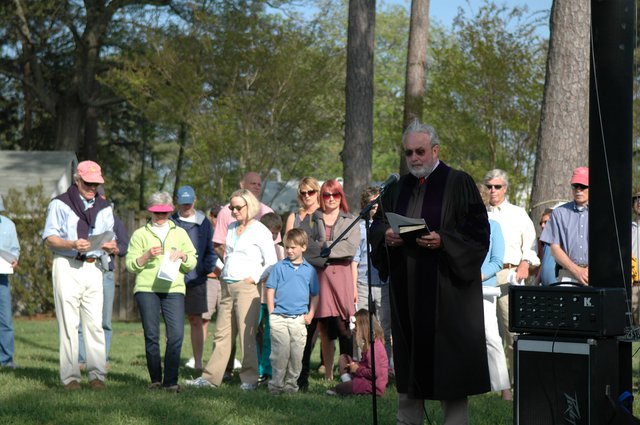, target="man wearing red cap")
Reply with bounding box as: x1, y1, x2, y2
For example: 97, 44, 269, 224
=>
540, 167, 590, 285
42, 160, 118, 389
